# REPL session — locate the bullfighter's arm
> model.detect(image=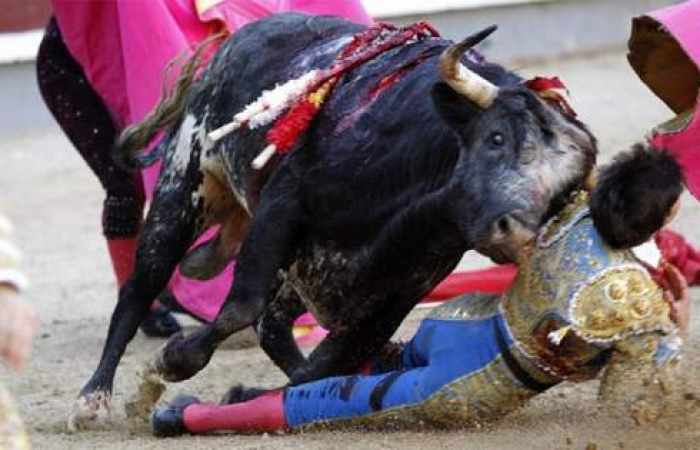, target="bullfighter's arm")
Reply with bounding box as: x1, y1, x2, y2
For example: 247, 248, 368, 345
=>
598, 258, 690, 424
598, 331, 682, 424
598, 262, 688, 424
